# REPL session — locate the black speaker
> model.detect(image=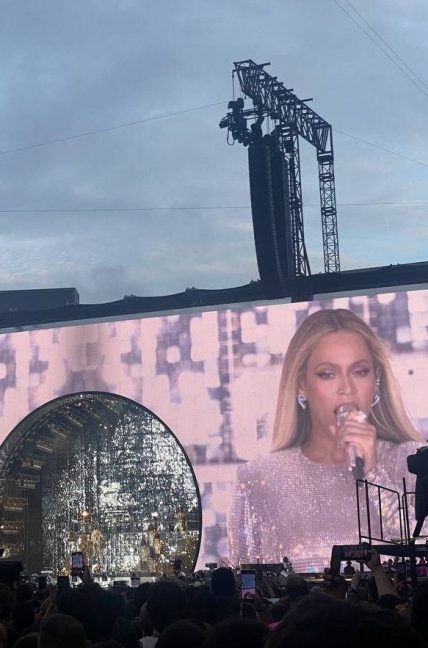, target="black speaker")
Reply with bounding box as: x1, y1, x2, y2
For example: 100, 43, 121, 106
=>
248, 135, 292, 293
38, 575, 47, 592
268, 141, 293, 280
0, 561, 22, 586
407, 447, 428, 537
